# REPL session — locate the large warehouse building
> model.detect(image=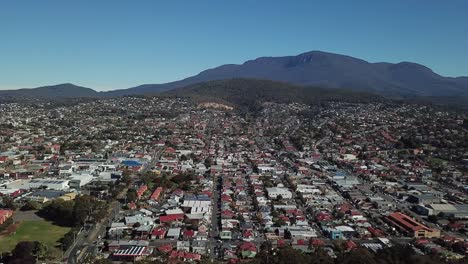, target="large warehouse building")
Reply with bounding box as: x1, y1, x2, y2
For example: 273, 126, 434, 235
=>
386, 212, 440, 238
